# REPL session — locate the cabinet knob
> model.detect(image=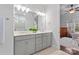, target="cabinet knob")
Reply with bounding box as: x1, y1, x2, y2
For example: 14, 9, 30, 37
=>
6, 18, 9, 20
